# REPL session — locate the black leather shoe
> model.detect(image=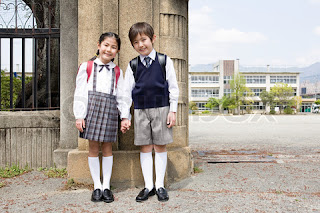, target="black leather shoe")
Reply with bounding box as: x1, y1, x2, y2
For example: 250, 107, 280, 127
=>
102, 189, 114, 203
136, 188, 156, 202
91, 189, 102, 202
156, 187, 169, 202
